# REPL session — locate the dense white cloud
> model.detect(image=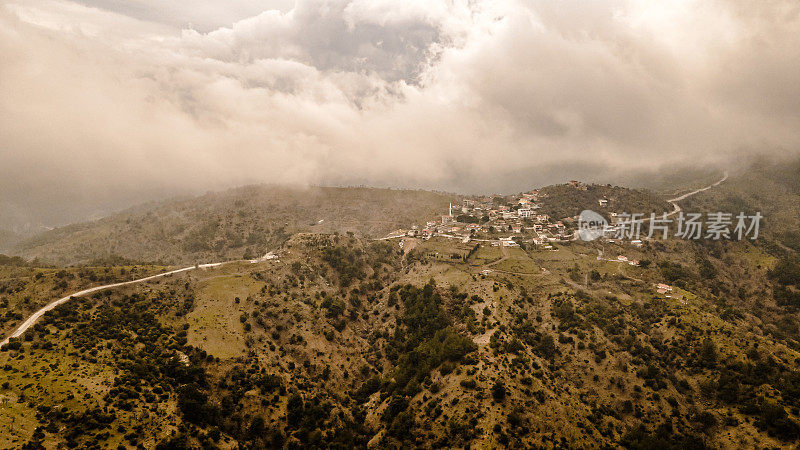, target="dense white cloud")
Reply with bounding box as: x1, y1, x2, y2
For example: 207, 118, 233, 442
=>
1, 0, 799, 227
